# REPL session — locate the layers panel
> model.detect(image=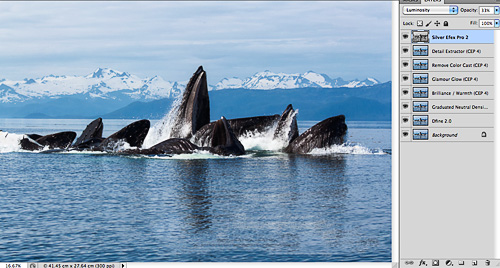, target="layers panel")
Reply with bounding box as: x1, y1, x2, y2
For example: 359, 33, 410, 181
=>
399, 0, 496, 267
